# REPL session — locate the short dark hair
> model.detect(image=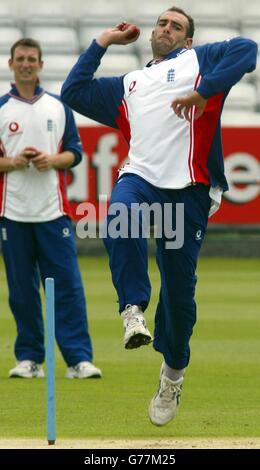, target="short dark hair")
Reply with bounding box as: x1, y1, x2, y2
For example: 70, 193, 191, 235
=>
10, 38, 42, 61
158, 6, 195, 38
